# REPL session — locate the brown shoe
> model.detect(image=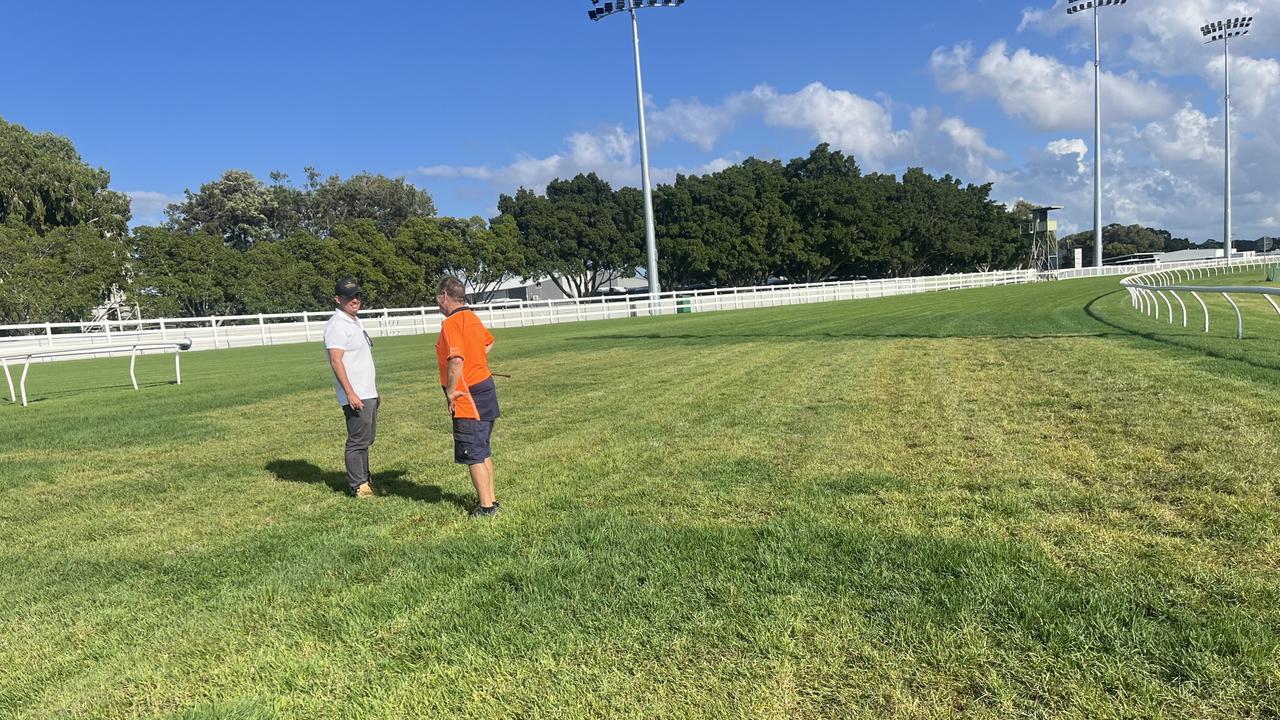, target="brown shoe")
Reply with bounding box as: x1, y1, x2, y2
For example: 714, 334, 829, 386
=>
353, 482, 376, 498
